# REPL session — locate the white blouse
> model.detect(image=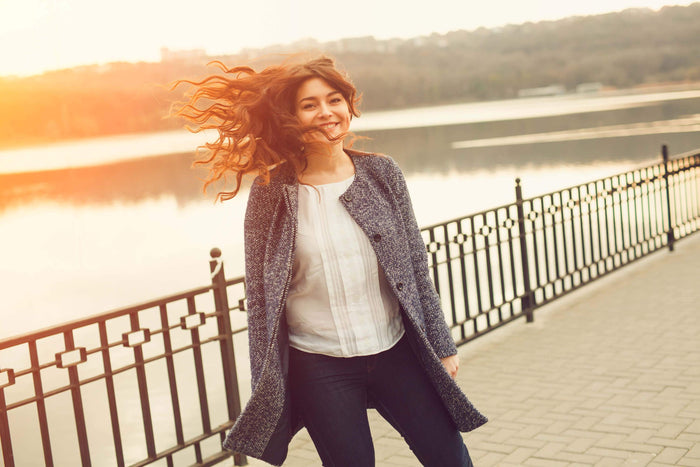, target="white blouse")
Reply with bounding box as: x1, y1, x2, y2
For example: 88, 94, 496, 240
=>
285, 175, 405, 357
